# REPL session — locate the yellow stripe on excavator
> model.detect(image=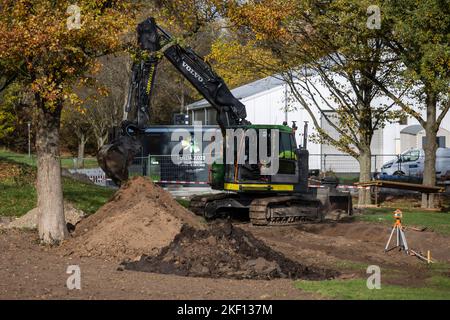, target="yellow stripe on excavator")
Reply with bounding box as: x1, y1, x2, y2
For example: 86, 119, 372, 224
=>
146, 64, 155, 94
224, 183, 294, 192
